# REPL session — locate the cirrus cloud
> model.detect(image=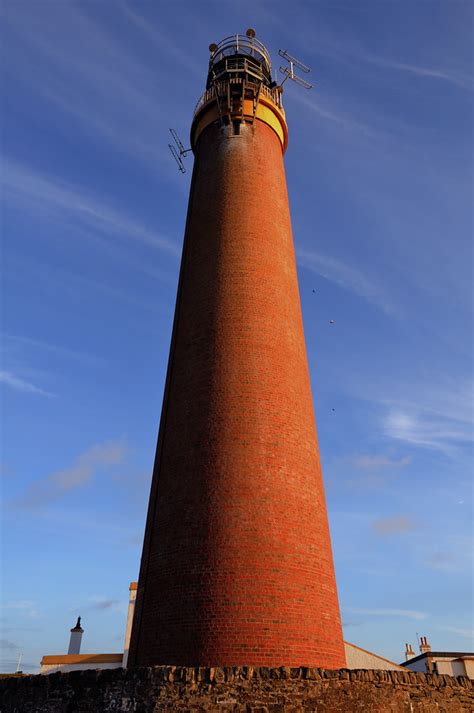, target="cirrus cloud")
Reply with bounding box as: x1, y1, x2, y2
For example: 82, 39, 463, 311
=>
0, 370, 53, 397
15, 441, 127, 509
